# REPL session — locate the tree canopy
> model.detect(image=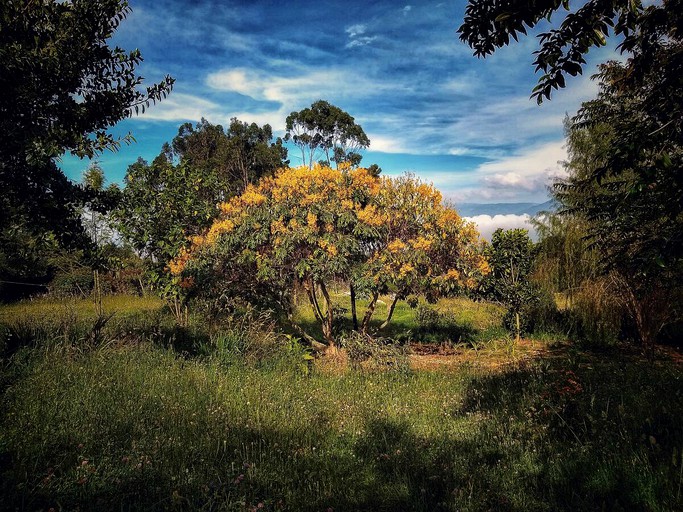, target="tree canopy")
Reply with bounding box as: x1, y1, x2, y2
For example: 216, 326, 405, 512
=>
552, 58, 683, 349
0, 0, 173, 292
481, 228, 538, 341
169, 118, 288, 196
285, 101, 370, 169
171, 165, 489, 346
116, 118, 288, 273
